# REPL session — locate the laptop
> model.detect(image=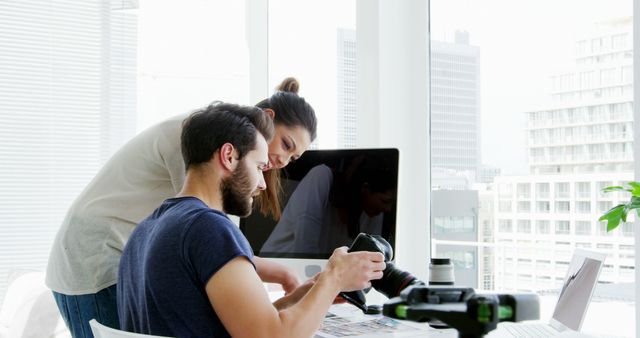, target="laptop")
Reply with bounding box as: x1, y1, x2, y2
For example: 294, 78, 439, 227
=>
488, 249, 606, 338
